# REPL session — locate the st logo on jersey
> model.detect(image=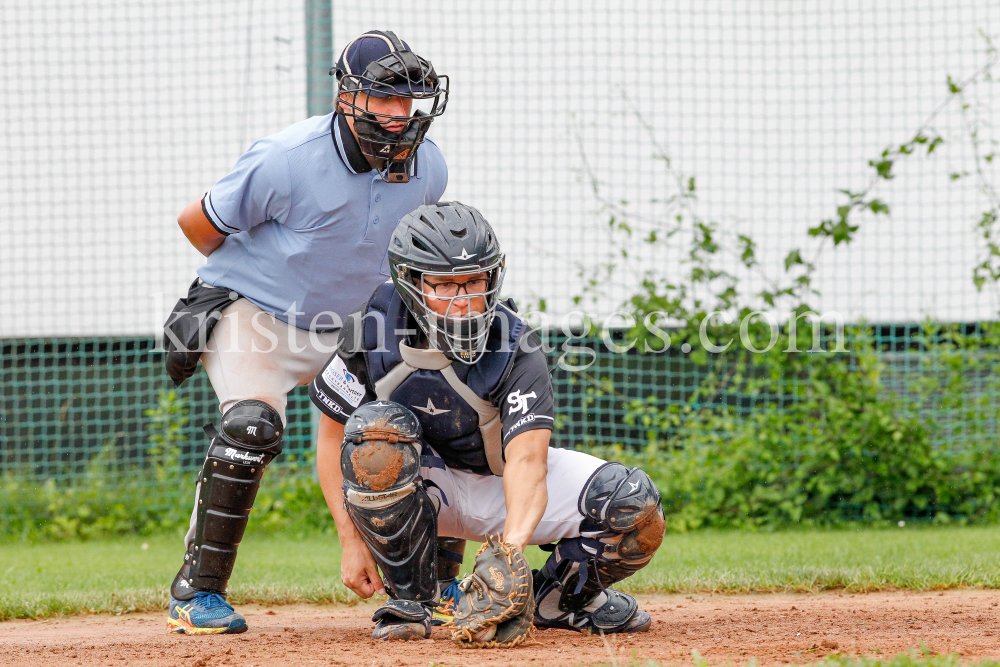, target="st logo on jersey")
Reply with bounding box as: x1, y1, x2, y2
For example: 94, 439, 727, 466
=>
412, 398, 451, 416
322, 356, 366, 407
506, 389, 536, 416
